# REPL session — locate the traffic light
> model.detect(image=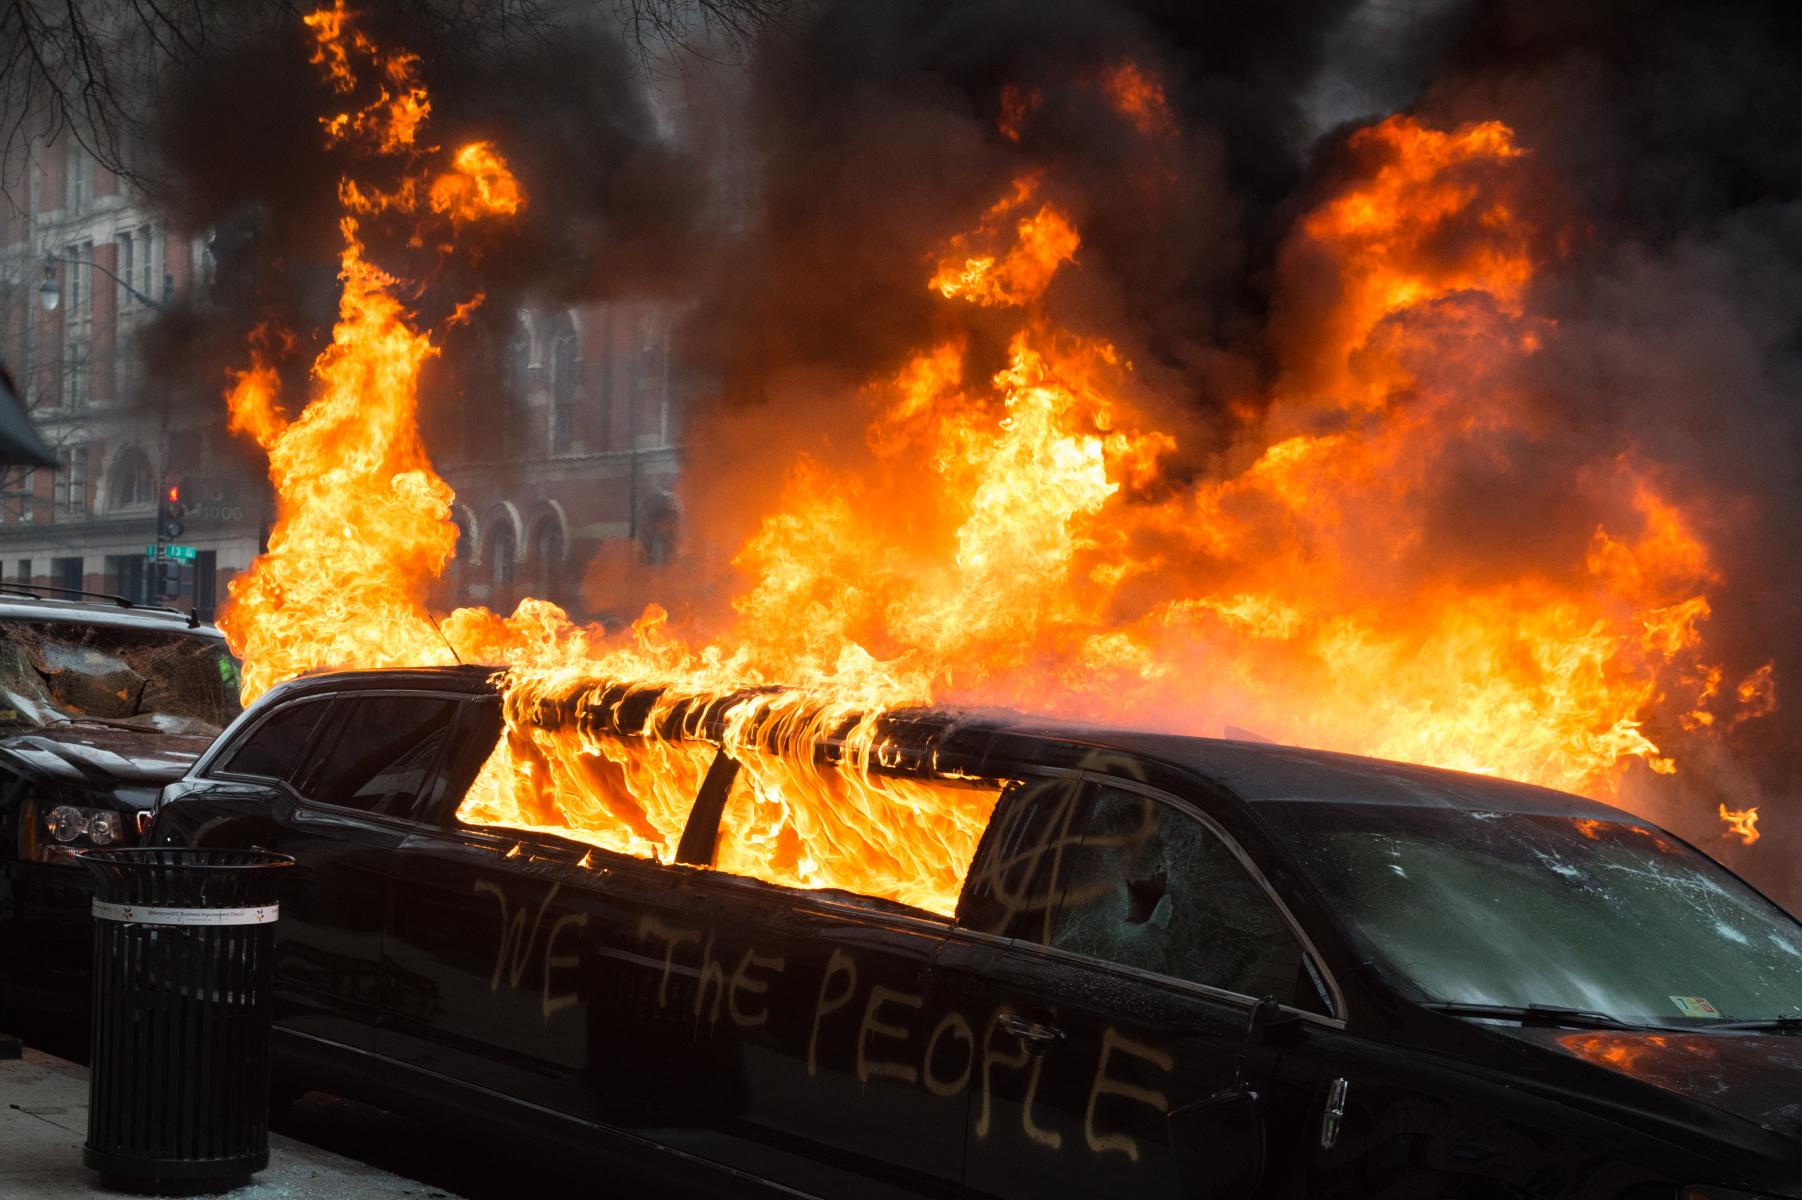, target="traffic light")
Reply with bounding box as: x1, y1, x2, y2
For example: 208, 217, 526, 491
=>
160, 484, 186, 540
